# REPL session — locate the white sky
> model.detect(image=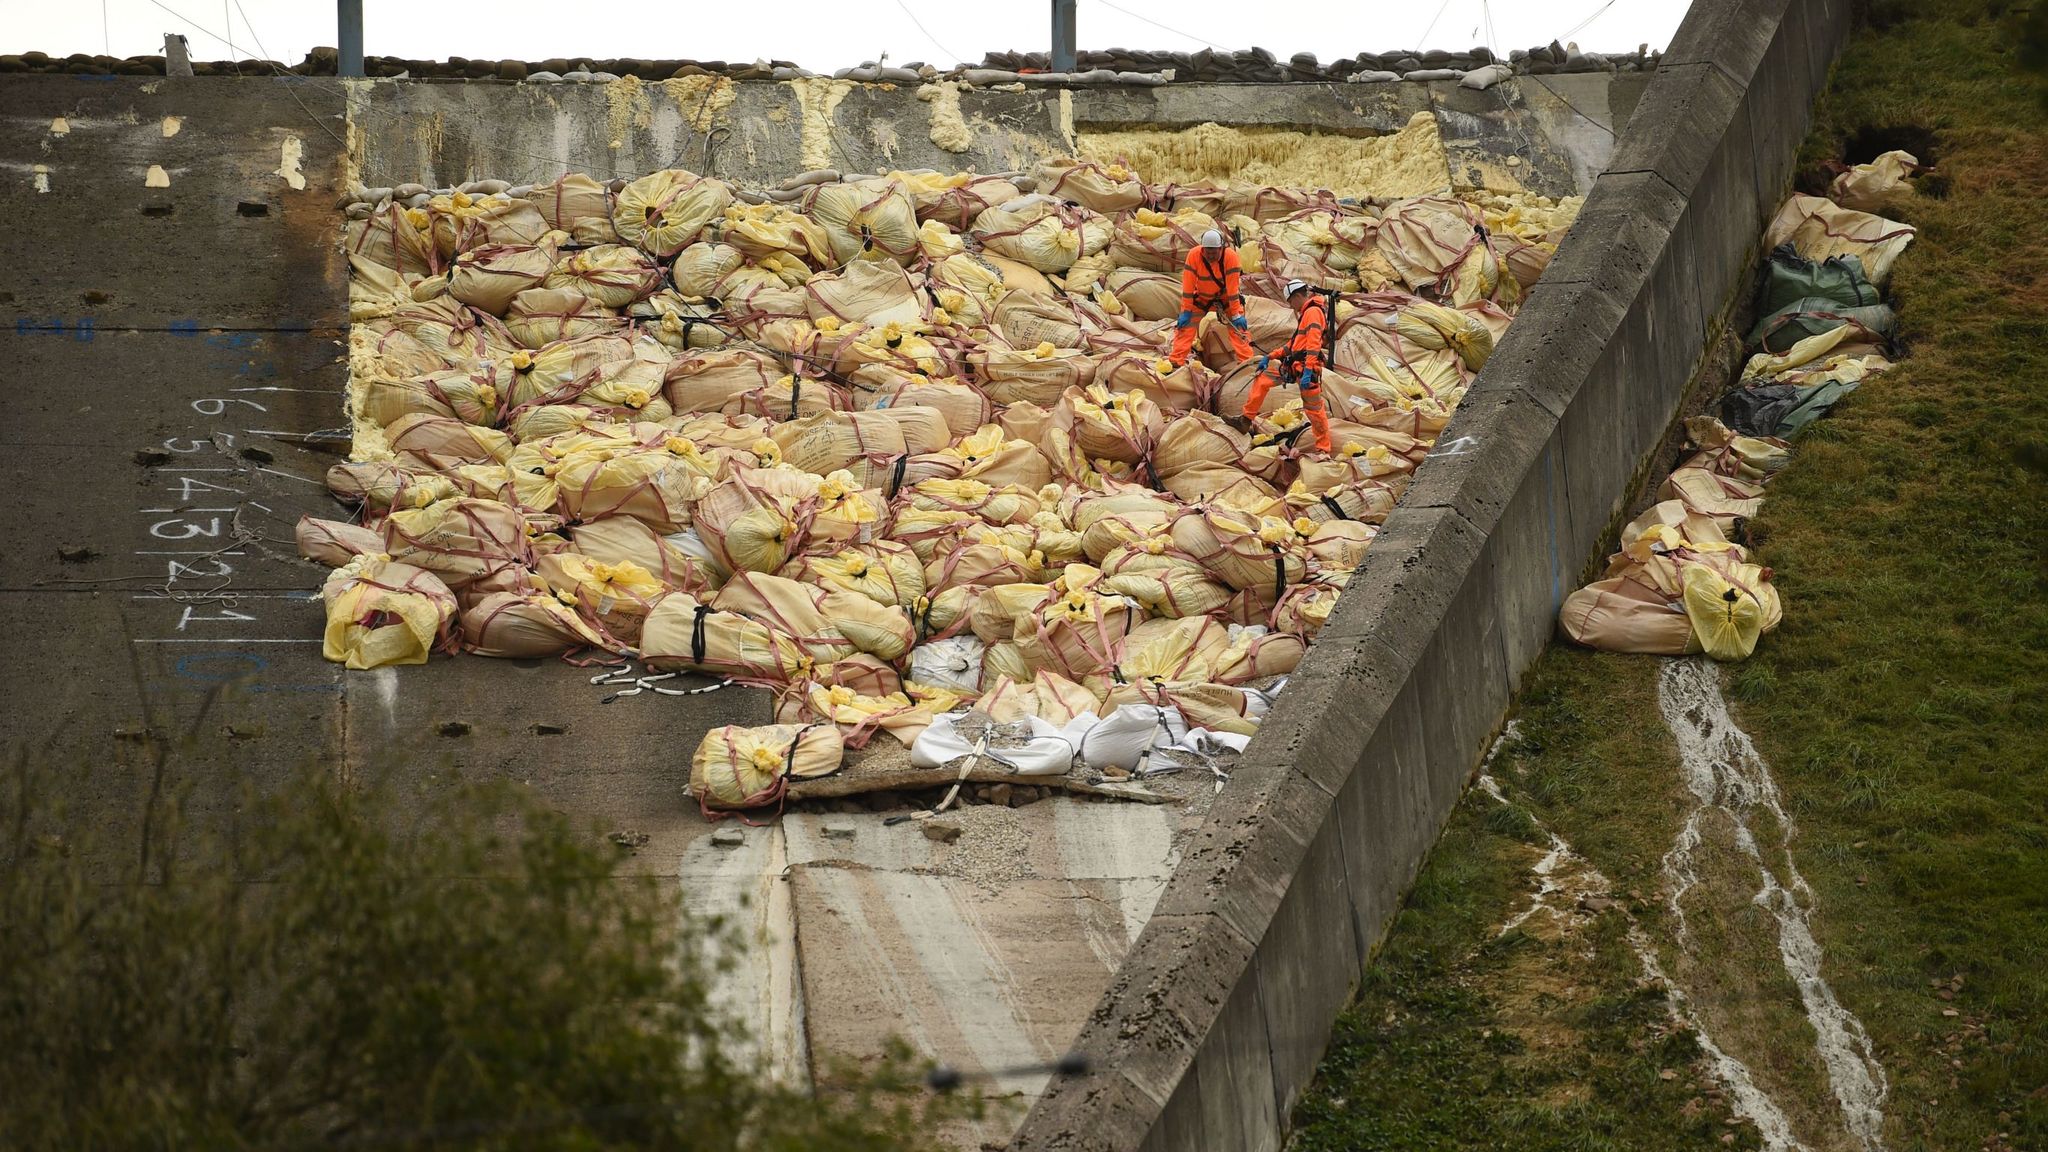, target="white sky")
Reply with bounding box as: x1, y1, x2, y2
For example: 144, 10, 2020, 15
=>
6, 0, 1686, 71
